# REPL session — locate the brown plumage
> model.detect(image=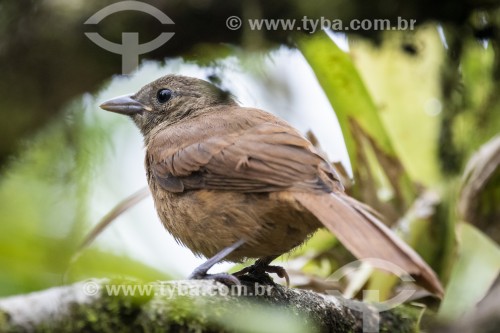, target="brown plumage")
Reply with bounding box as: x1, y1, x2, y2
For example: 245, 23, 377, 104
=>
100, 74, 443, 297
